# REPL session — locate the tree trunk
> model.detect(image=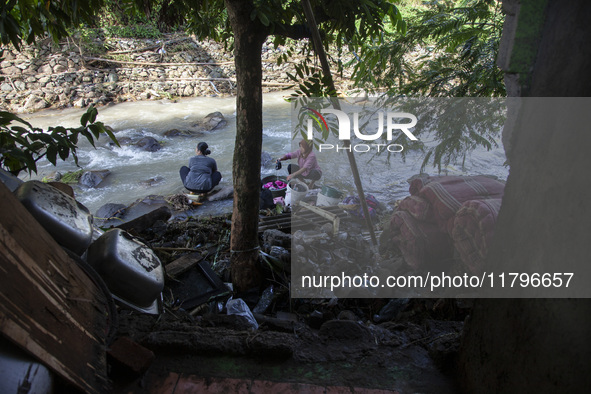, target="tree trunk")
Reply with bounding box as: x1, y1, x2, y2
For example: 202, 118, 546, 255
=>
459, 0, 591, 392
225, 0, 267, 292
